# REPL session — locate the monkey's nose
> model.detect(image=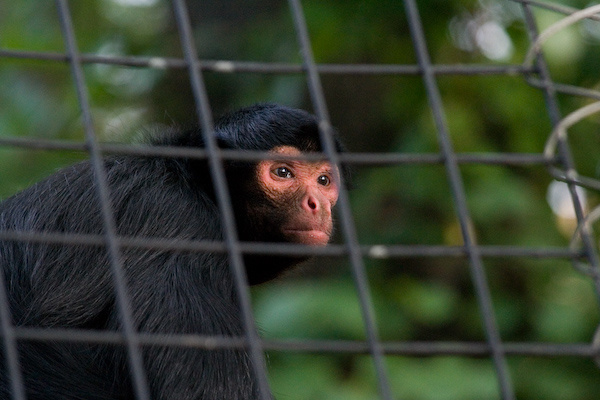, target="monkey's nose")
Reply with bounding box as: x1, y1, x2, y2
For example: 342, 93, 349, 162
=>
303, 195, 319, 212
302, 191, 332, 216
